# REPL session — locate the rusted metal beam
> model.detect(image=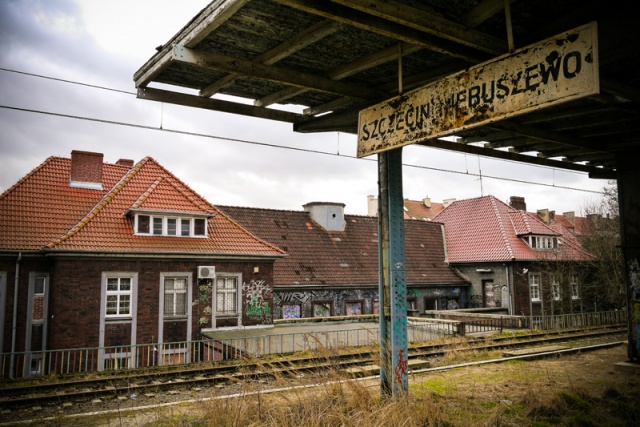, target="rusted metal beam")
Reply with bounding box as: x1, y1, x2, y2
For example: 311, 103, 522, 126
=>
137, 87, 302, 123
172, 45, 383, 100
